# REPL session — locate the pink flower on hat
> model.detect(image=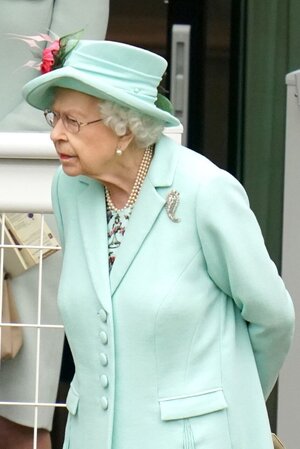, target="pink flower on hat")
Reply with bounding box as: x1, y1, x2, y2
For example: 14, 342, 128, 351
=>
14, 30, 83, 73
40, 40, 60, 74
